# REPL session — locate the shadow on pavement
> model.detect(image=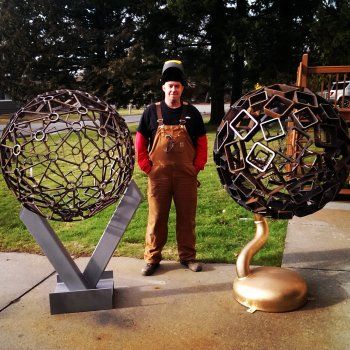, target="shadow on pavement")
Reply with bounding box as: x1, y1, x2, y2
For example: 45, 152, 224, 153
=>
114, 281, 232, 309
